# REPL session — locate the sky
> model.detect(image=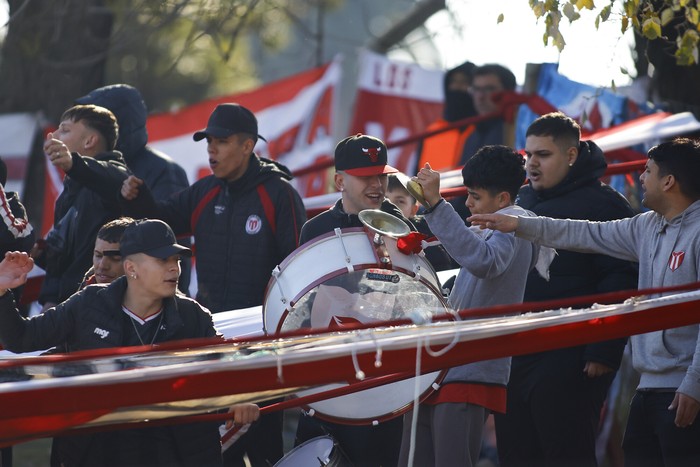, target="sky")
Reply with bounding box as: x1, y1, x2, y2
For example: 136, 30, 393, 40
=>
425, 0, 637, 88
0, 0, 637, 88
